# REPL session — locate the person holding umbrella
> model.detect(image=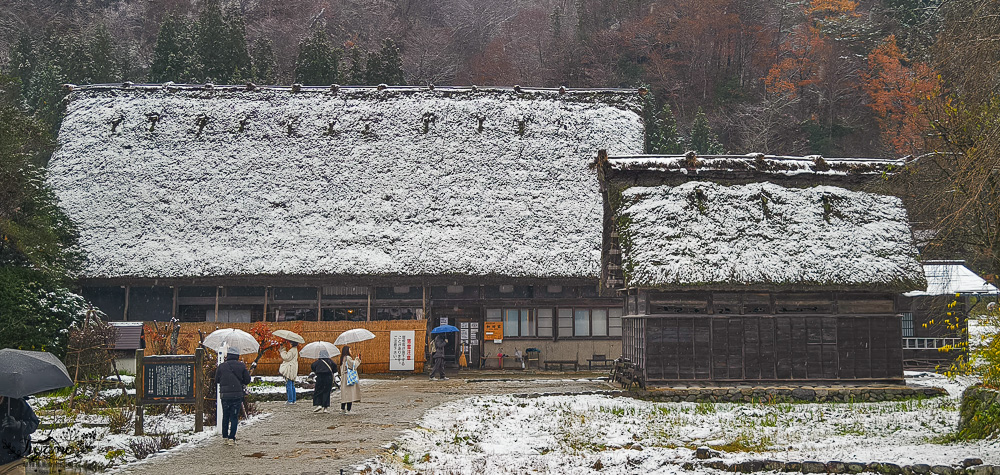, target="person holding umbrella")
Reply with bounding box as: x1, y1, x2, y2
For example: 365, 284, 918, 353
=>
0, 396, 38, 475
338, 346, 362, 415
309, 348, 337, 413
278, 340, 300, 405
0, 349, 72, 475
429, 334, 447, 380
215, 346, 251, 446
